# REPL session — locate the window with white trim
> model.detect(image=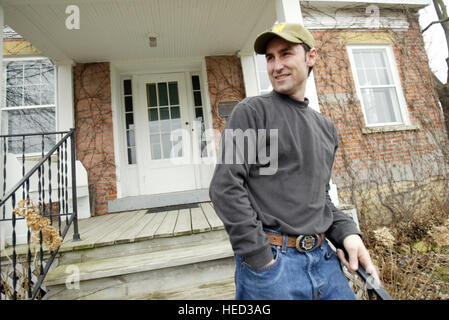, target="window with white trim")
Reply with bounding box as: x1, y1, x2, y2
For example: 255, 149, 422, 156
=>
255, 54, 272, 95
1, 58, 56, 154
347, 45, 409, 127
